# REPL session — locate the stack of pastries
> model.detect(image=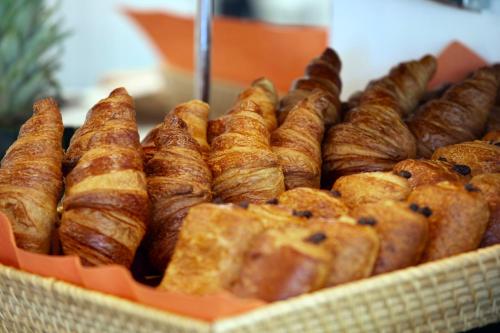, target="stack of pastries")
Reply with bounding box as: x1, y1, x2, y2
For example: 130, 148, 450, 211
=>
0, 48, 499, 303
